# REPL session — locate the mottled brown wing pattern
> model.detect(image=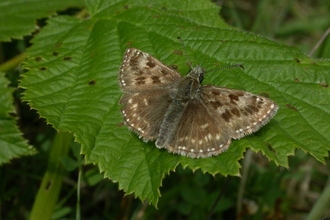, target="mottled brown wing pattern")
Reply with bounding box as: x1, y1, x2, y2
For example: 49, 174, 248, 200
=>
118, 47, 279, 159
161, 100, 232, 158
119, 90, 172, 142
119, 48, 182, 92
201, 85, 278, 140
119, 48, 183, 141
